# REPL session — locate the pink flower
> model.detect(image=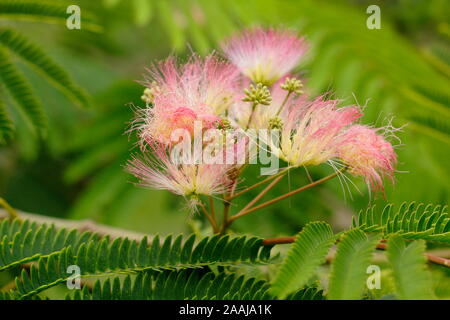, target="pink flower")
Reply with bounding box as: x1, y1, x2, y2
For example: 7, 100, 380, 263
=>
222, 27, 308, 85
274, 97, 362, 167
336, 125, 397, 191
145, 54, 240, 115
127, 142, 234, 199
137, 54, 240, 145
